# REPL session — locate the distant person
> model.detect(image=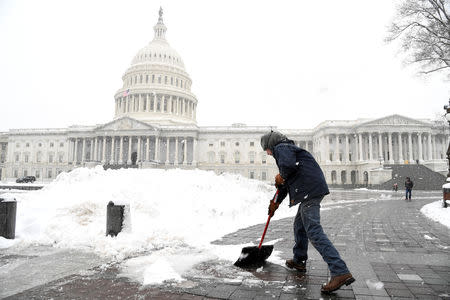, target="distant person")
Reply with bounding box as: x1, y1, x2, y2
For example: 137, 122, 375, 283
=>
393, 183, 398, 192
260, 131, 355, 294
405, 177, 413, 201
